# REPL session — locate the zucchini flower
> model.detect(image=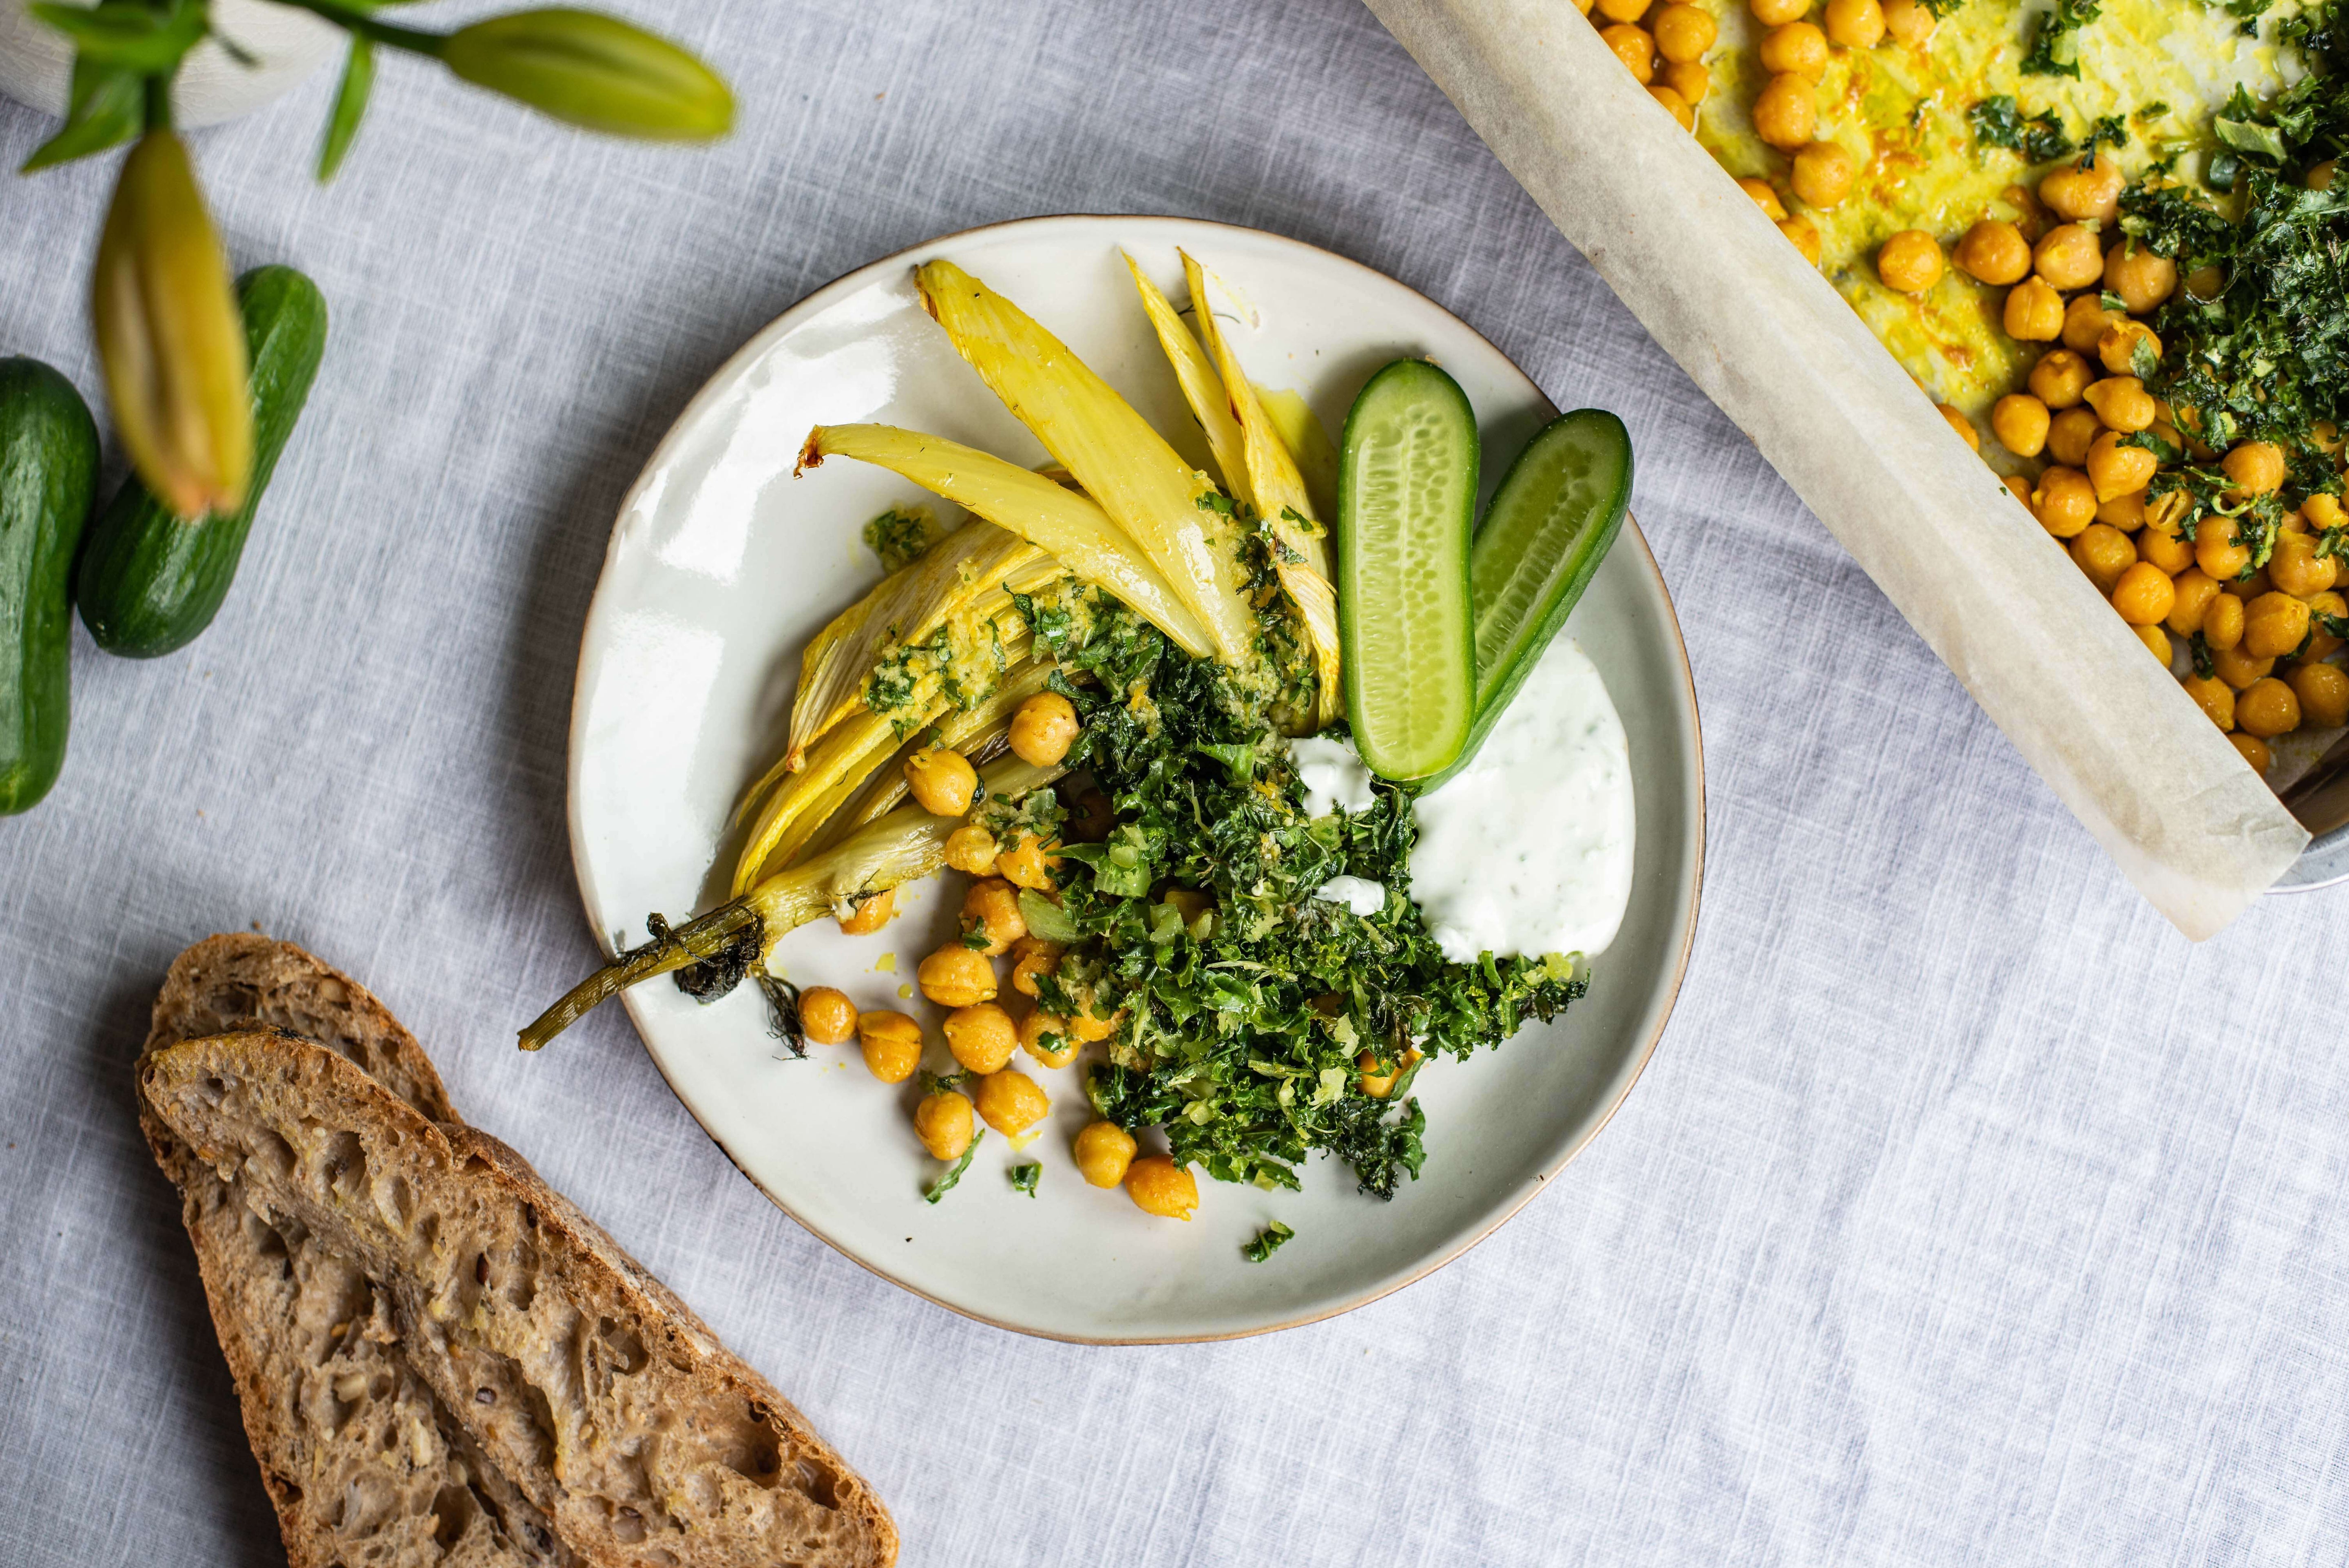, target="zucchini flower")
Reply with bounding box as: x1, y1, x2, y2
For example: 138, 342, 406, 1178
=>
442, 9, 734, 140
